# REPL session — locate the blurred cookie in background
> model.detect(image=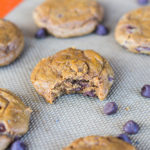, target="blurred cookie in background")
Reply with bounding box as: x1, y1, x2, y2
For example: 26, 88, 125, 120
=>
33, 0, 103, 38
0, 19, 24, 66
115, 6, 150, 55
